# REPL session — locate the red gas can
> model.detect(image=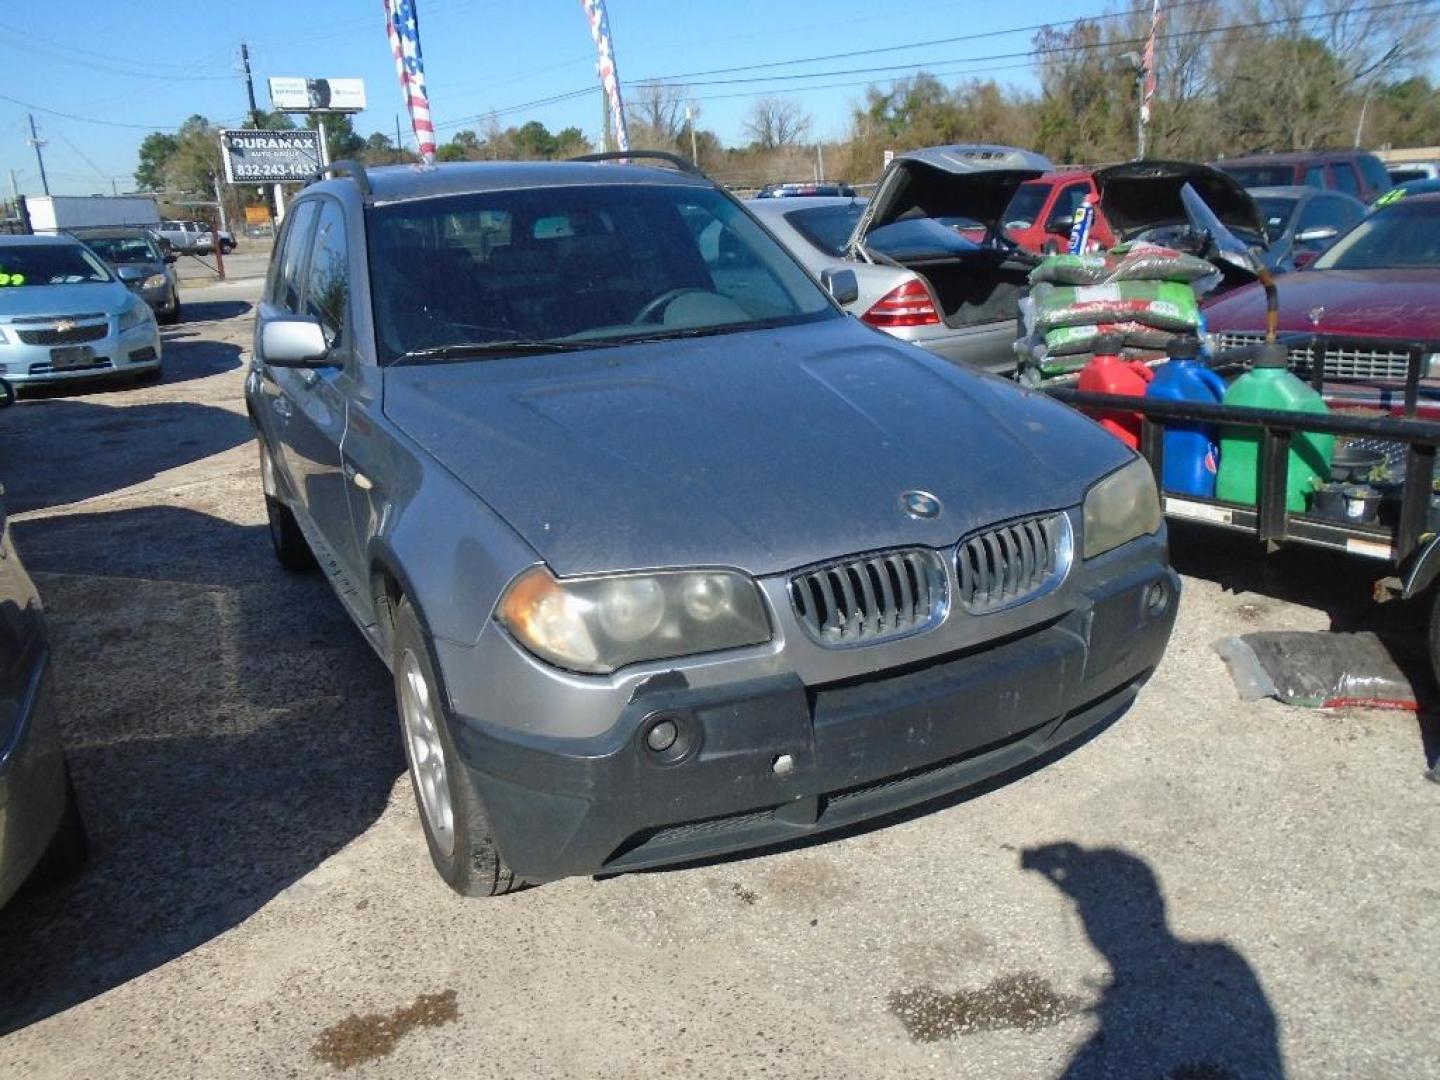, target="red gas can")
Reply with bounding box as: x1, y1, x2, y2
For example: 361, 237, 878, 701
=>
1076, 335, 1155, 449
